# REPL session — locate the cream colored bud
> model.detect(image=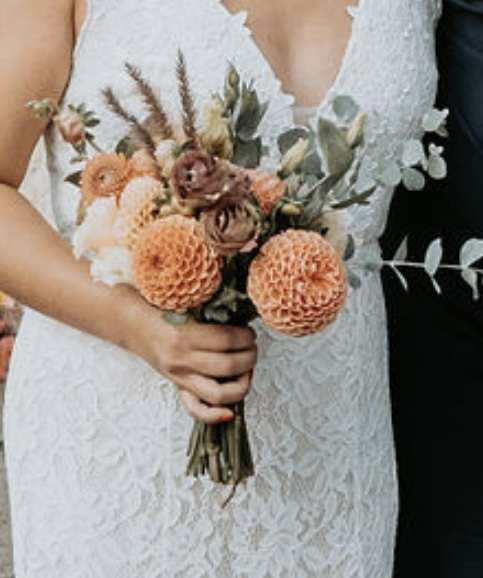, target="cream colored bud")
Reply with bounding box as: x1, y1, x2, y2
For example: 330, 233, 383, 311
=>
346, 111, 366, 148
199, 97, 233, 159
54, 109, 86, 145
280, 138, 309, 176
280, 202, 303, 217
